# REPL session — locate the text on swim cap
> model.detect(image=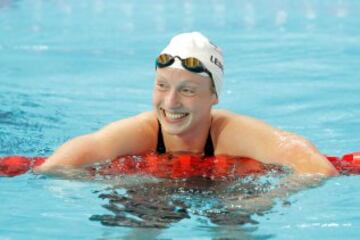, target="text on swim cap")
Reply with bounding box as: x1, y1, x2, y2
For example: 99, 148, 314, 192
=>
210, 55, 224, 72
